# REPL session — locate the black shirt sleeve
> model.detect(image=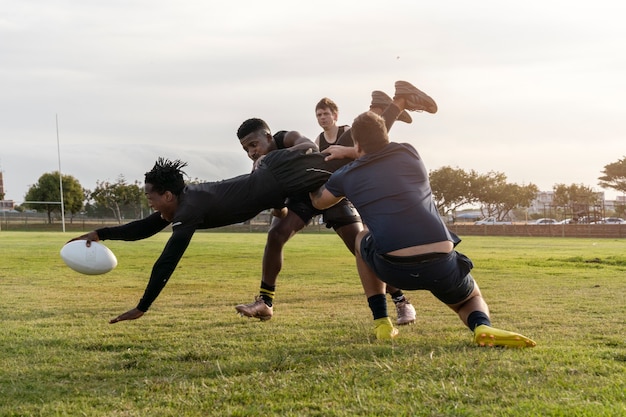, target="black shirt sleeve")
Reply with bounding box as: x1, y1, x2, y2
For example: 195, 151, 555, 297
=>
94, 211, 194, 312
96, 212, 170, 241
136, 225, 196, 312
